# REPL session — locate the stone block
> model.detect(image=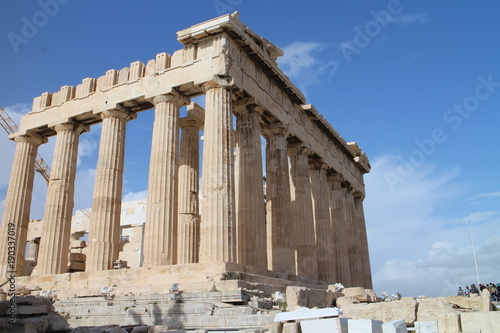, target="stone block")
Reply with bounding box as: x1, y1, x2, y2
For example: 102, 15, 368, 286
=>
341, 298, 417, 325
17, 304, 51, 315
69, 252, 87, 262
46, 313, 70, 332
286, 286, 309, 309
300, 317, 348, 333
0, 318, 38, 333
336, 296, 360, 307
480, 289, 493, 311
308, 288, 331, 308
282, 322, 301, 333
343, 287, 369, 302
381, 319, 407, 333
460, 311, 500, 333
445, 296, 481, 310
68, 261, 86, 271
437, 313, 461, 333
71, 240, 86, 248
348, 319, 383, 333
414, 321, 438, 333
416, 297, 458, 322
